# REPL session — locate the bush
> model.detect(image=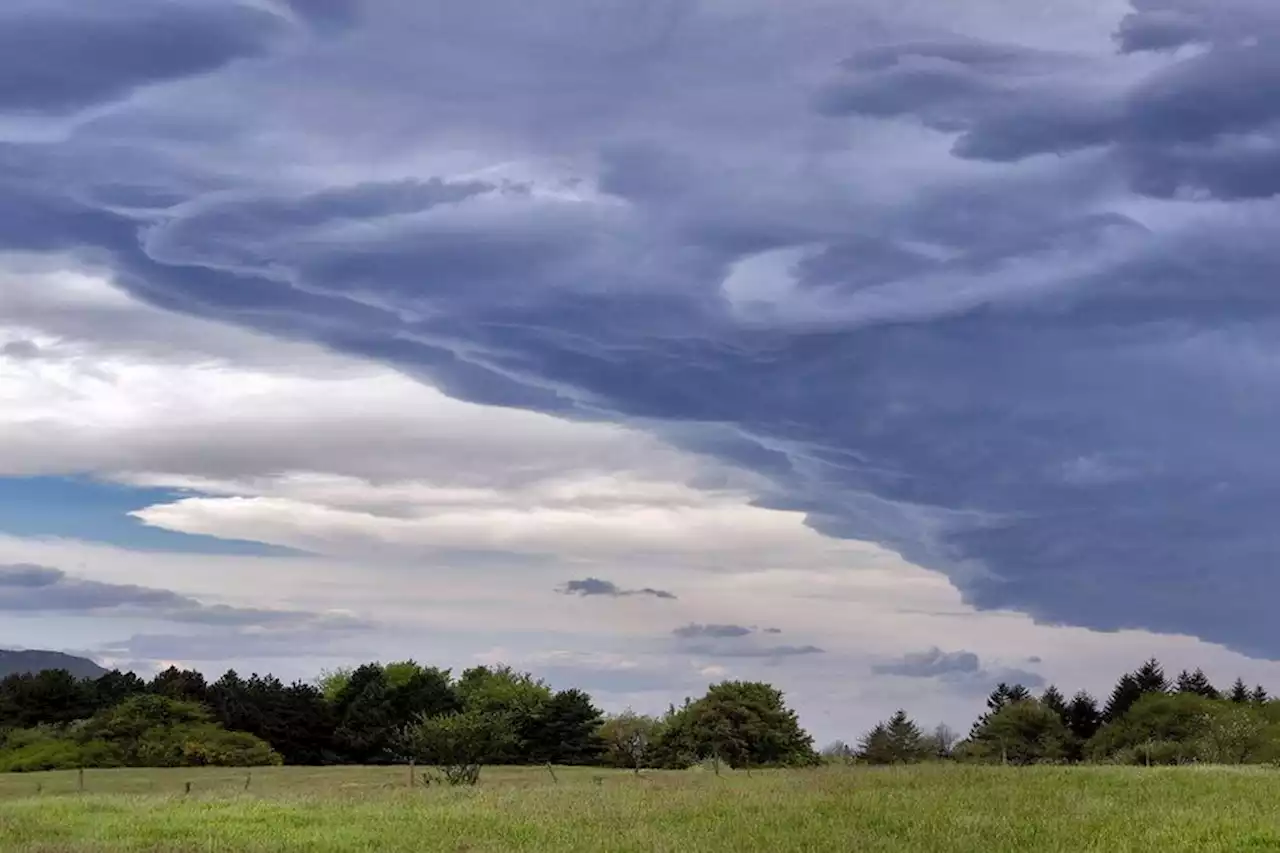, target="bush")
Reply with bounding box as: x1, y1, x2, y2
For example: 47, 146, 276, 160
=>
399, 710, 515, 785
0, 695, 281, 770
